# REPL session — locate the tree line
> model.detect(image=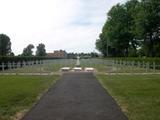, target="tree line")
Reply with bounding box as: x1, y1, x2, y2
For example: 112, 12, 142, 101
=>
0, 34, 46, 57
0, 33, 99, 59
96, 0, 160, 57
